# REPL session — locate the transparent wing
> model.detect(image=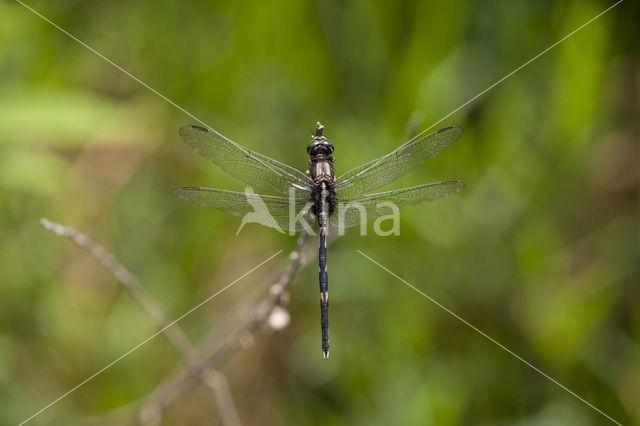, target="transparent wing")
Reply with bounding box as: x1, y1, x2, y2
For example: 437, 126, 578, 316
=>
180, 125, 312, 196
331, 181, 465, 229
335, 126, 463, 197
173, 187, 315, 232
